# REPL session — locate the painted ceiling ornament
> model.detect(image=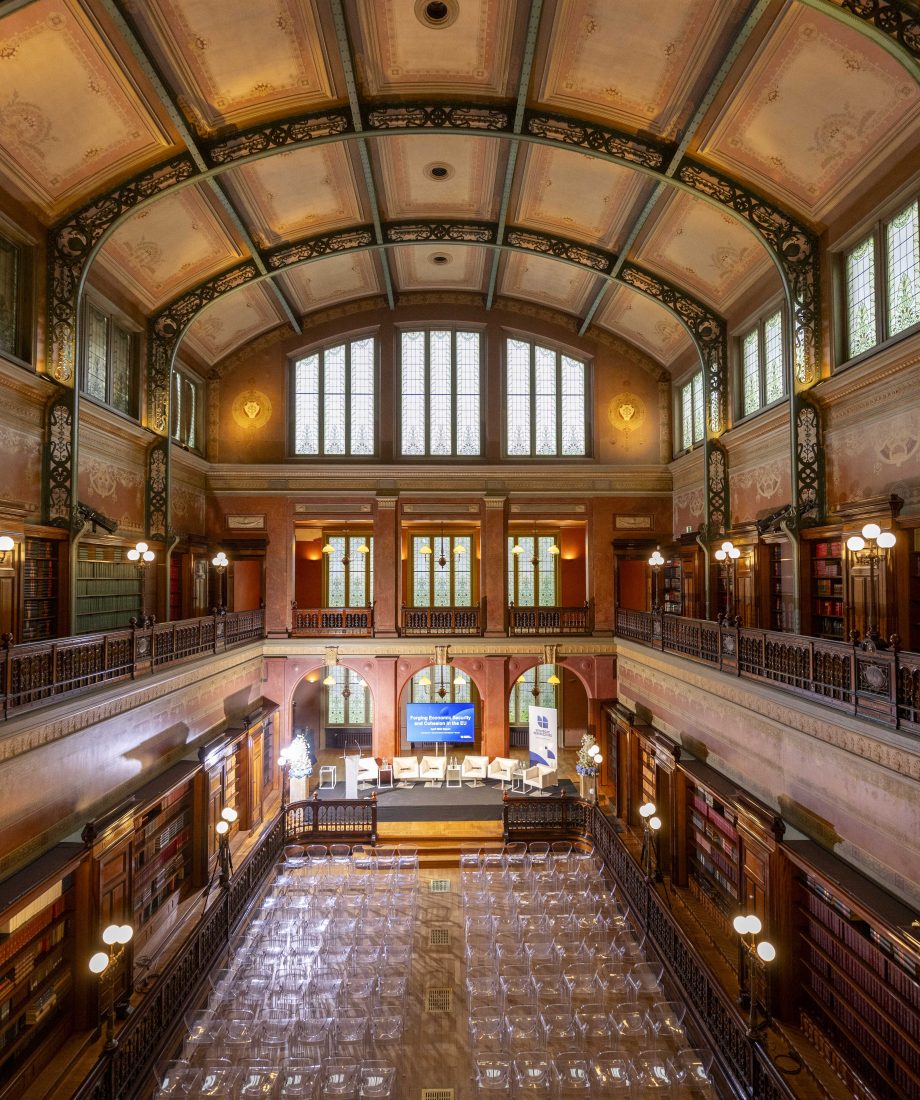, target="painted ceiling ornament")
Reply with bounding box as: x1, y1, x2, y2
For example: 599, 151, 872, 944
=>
607, 392, 646, 435
231, 387, 272, 430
